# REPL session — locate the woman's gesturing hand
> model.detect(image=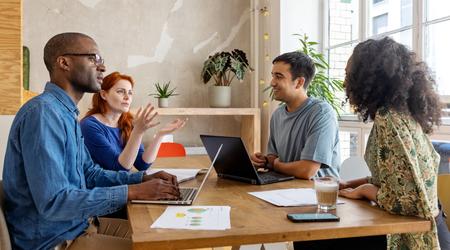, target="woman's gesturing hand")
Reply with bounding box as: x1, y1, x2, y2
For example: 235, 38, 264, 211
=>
133, 103, 160, 134
157, 118, 187, 136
